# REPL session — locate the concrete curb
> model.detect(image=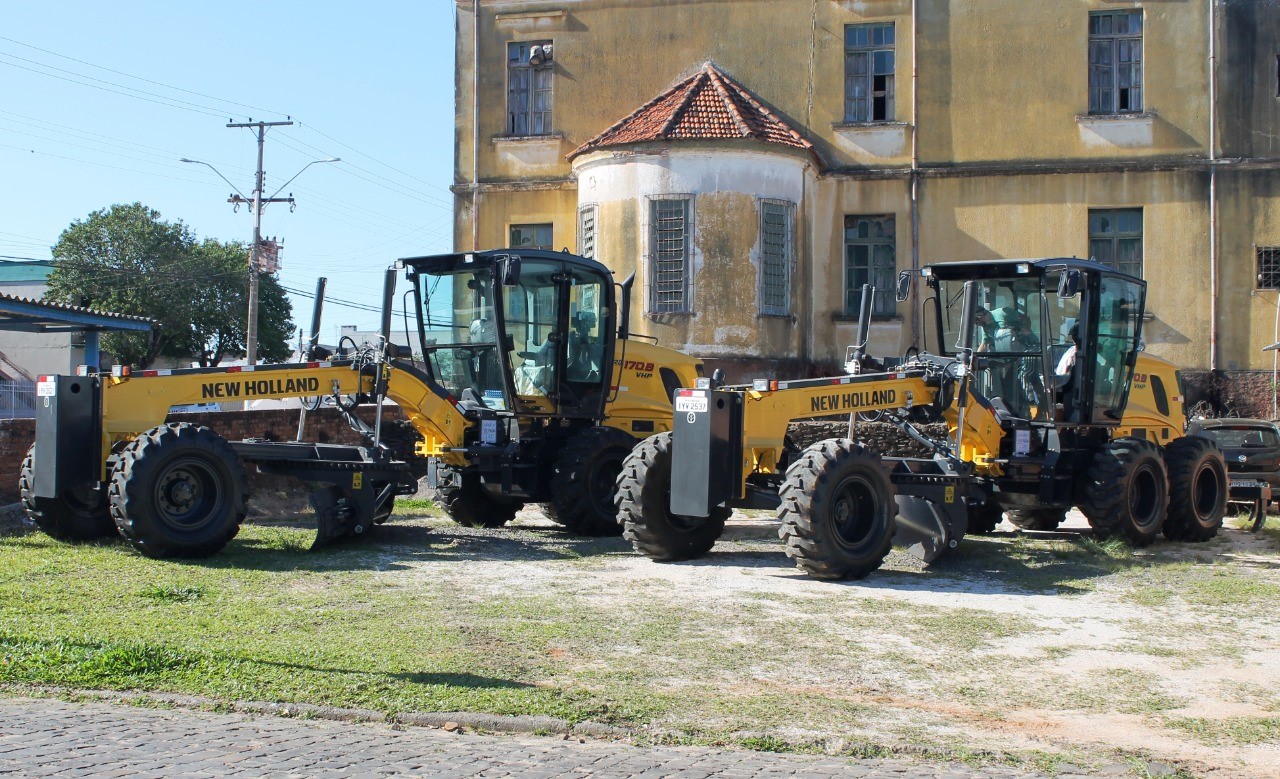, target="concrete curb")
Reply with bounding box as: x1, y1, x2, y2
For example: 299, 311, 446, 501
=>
7, 686, 632, 740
